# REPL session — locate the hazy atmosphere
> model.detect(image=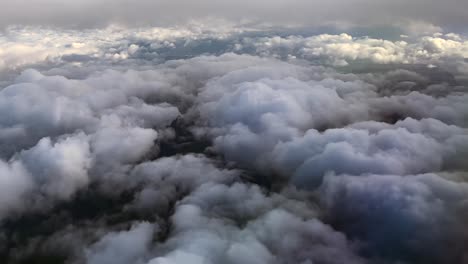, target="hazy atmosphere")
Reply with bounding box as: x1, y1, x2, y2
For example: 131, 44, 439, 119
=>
1, 1, 468, 264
